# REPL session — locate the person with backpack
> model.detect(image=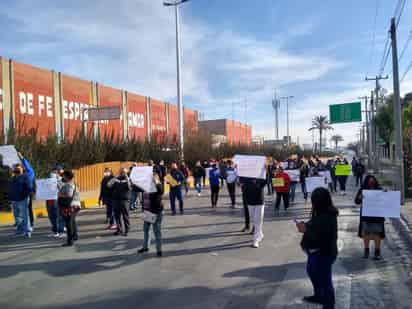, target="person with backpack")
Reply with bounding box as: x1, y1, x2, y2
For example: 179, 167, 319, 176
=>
108, 168, 131, 236
99, 167, 116, 229
193, 161, 205, 196
138, 172, 165, 257
58, 170, 81, 246
225, 160, 238, 208
209, 163, 221, 208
